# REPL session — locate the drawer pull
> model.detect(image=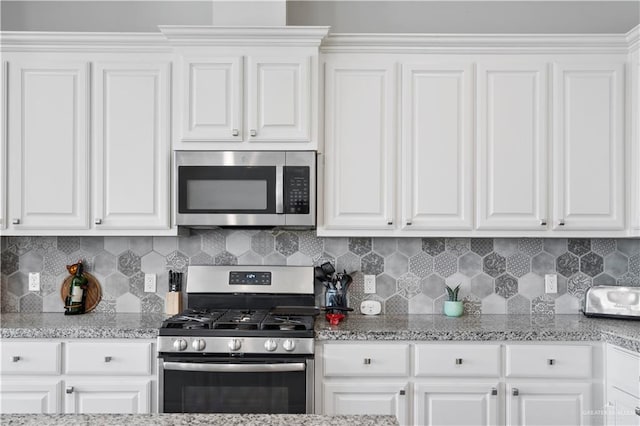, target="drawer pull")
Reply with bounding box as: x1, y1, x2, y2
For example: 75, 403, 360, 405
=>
399, 390, 406, 396
66, 386, 74, 394
635, 407, 640, 417
491, 388, 498, 396
363, 358, 372, 365
232, 129, 239, 137
455, 358, 463, 365
104, 356, 112, 363
12, 356, 20, 362
512, 388, 519, 396
547, 358, 555, 365
250, 129, 257, 137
